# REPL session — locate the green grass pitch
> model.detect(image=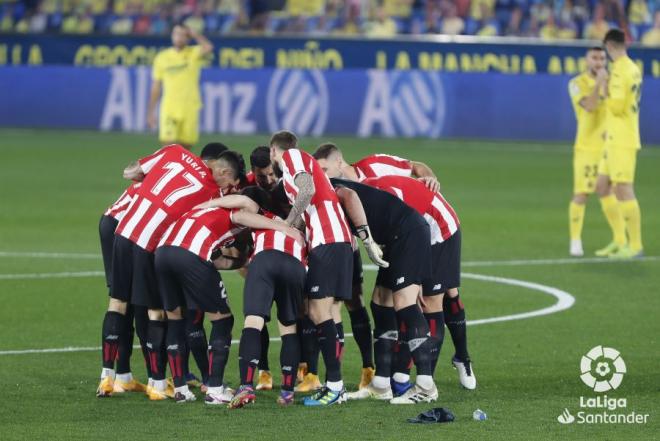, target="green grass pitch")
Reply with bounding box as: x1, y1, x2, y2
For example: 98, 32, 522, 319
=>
0, 129, 658, 440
